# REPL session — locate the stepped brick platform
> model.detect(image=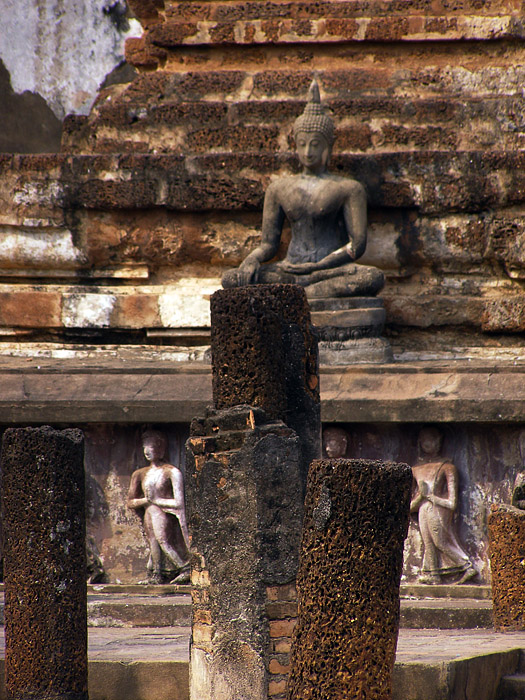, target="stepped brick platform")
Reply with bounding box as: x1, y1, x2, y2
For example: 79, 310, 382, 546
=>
0, 628, 521, 700
0, 585, 521, 699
